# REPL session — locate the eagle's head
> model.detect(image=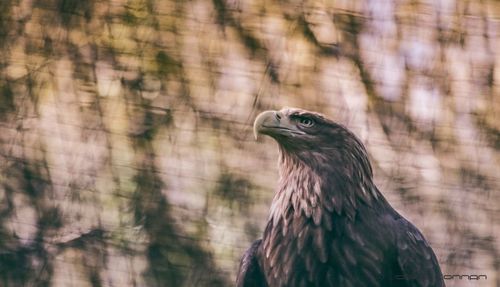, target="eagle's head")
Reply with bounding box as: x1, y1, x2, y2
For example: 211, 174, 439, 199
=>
254, 107, 373, 181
